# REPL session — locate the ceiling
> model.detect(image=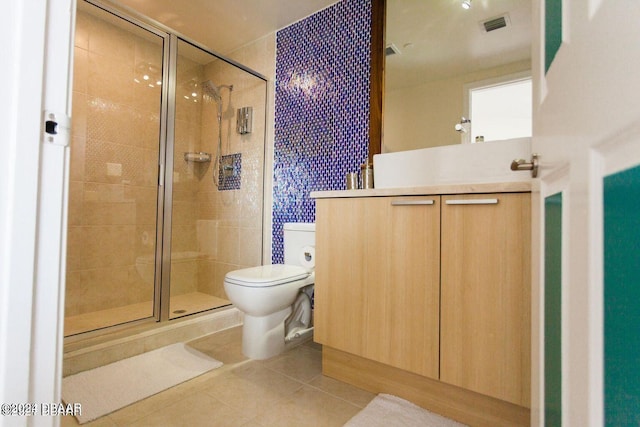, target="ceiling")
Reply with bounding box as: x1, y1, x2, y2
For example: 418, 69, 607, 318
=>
111, 0, 339, 55
107, 0, 531, 91
386, 0, 532, 90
